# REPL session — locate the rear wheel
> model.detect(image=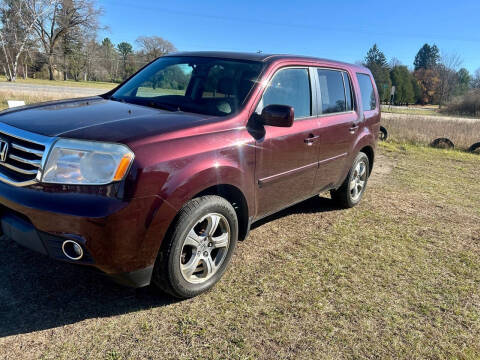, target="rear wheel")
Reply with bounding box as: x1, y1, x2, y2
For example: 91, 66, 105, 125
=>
330, 152, 369, 208
152, 195, 238, 299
